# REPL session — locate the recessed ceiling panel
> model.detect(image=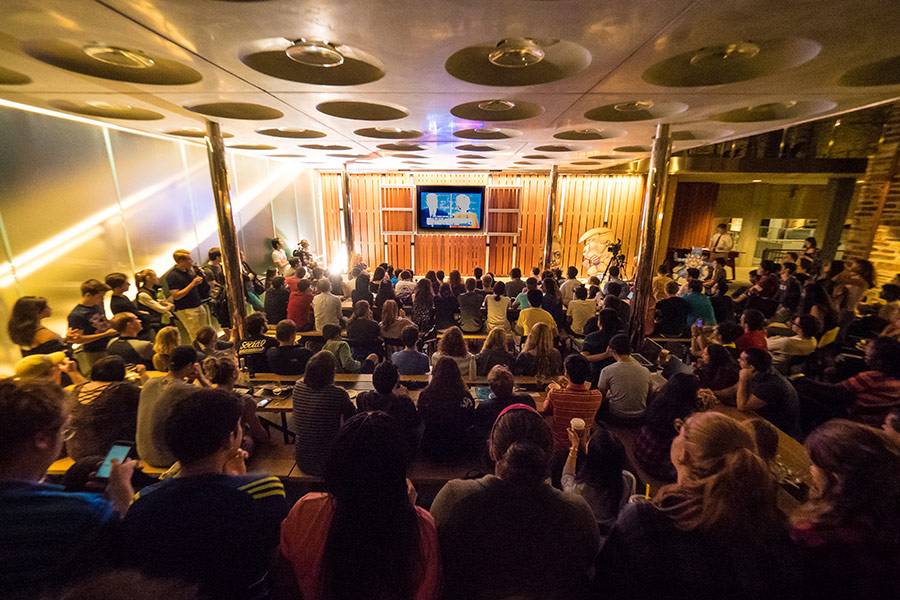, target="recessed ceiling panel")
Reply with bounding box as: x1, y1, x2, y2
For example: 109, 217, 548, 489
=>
450, 99, 545, 121
256, 127, 326, 138
553, 127, 625, 141
584, 100, 689, 121
839, 55, 900, 87
534, 144, 572, 152
48, 99, 164, 120
23, 39, 203, 85
445, 38, 591, 86
377, 143, 426, 151
456, 154, 487, 159
166, 128, 234, 138
523, 154, 550, 159
671, 128, 733, 140
0, 66, 31, 85
453, 128, 519, 140
300, 143, 352, 151
187, 101, 283, 119
712, 100, 836, 122
456, 144, 501, 152
642, 38, 821, 87
317, 100, 407, 120
229, 144, 276, 150
240, 38, 385, 85
614, 145, 651, 152
354, 127, 422, 139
